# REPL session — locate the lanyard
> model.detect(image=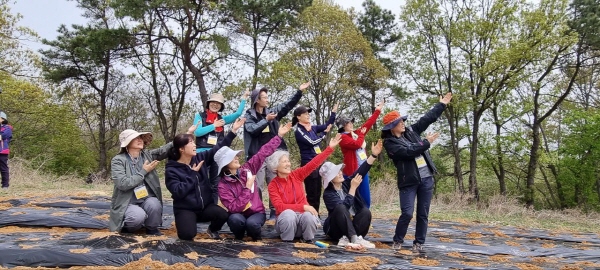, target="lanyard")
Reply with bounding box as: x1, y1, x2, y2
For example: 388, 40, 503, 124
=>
275, 179, 297, 204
